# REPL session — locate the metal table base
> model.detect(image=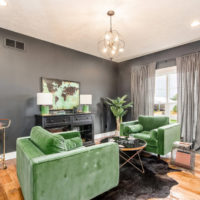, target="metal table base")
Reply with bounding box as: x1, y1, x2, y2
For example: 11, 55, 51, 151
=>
0, 128, 7, 169
120, 149, 145, 174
